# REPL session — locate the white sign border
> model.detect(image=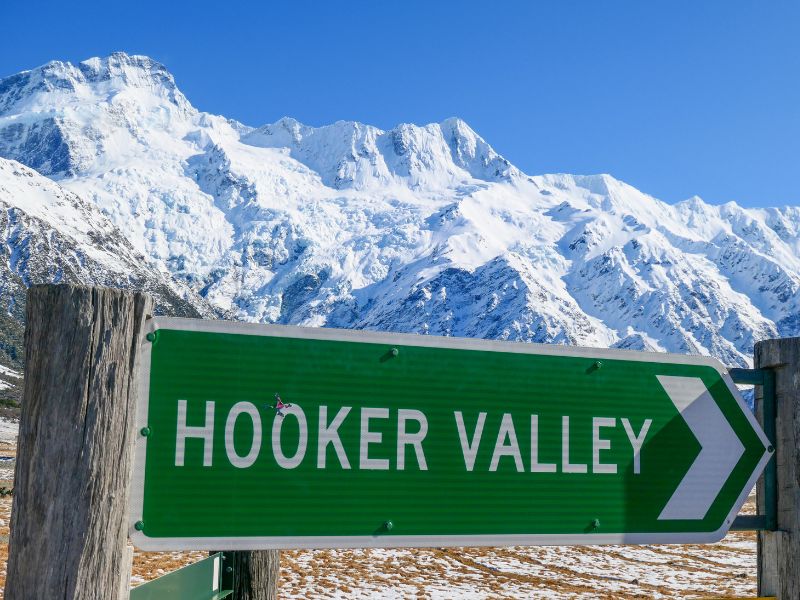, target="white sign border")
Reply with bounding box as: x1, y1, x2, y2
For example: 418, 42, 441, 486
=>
129, 317, 772, 551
